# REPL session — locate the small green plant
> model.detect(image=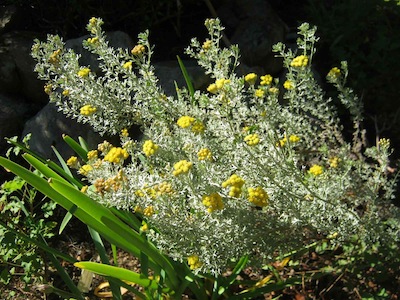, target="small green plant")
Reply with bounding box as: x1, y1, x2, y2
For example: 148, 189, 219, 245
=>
0, 137, 57, 295
0, 17, 399, 298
